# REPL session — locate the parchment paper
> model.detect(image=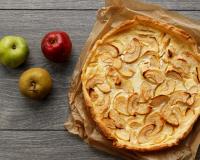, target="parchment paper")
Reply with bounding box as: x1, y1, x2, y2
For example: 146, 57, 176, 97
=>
65, 0, 200, 159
